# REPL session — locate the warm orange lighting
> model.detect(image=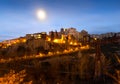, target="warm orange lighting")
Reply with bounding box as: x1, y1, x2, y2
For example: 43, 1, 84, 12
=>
47, 38, 51, 41
2, 46, 6, 48
70, 48, 73, 51
37, 36, 41, 39
16, 40, 20, 43
86, 44, 89, 47
80, 45, 89, 49
73, 42, 77, 45
56, 51, 60, 54
75, 47, 79, 51
64, 50, 68, 53
79, 43, 82, 46
70, 42, 73, 45
48, 52, 53, 56
13, 41, 16, 44
61, 34, 64, 40
7, 44, 11, 47
94, 38, 97, 40
62, 40, 65, 43
39, 53, 44, 57
22, 39, 26, 42
53, 39, 65, 44
53, 39, 59, 43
